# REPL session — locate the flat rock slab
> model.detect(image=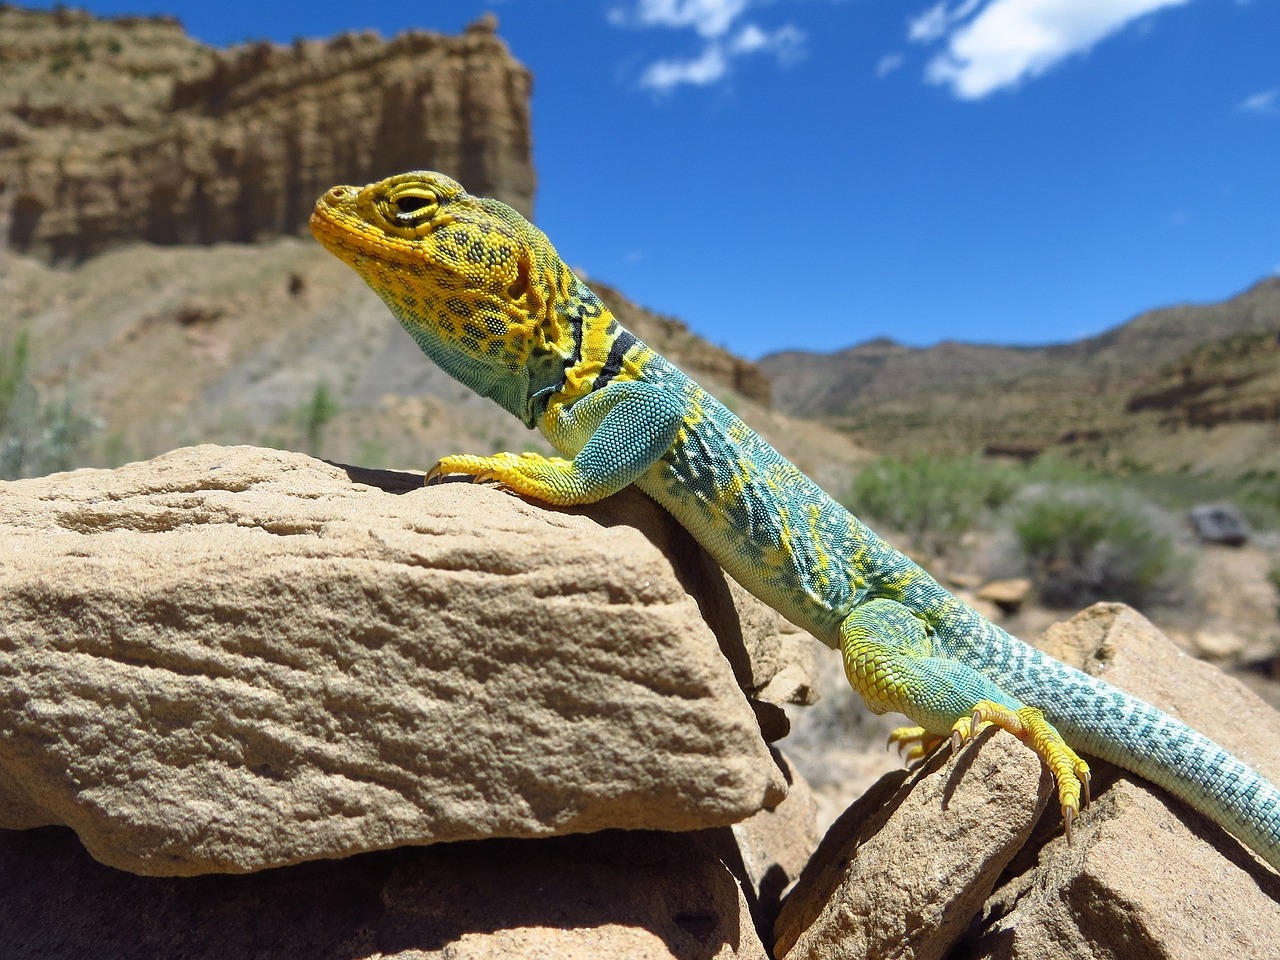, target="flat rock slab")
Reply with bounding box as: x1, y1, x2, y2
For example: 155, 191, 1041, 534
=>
0, 445, 787, 875
0, 825, 768, 960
